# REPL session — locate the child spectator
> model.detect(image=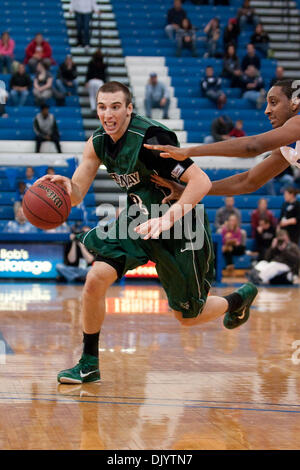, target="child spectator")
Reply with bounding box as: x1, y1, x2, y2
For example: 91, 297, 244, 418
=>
200, 66, 227, 109
0, 32, 15, 73
10, 63, 32, 107
229, 120, 246, 138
